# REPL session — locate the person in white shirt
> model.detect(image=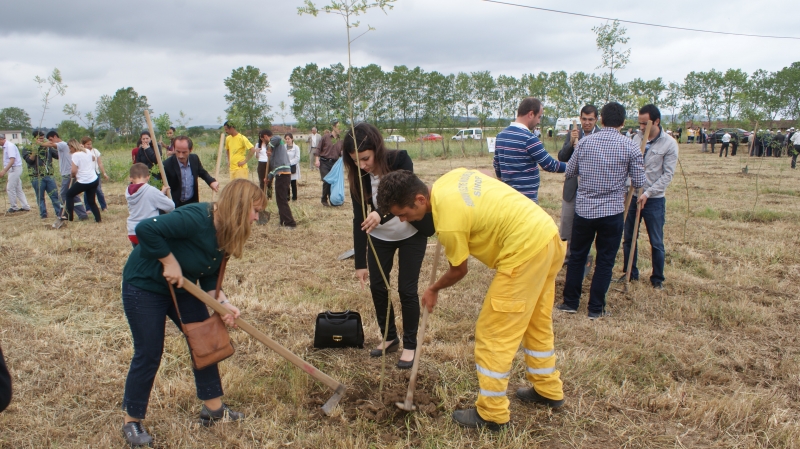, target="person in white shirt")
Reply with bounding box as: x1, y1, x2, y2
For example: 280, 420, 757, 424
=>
254, 129, 271, 193
0, 134, 31, 213
790, 129, 800, 169
63, 139, 101, 222
285, 133, 301, 201
307, 127, 320, 171
720, 132, 731, 158
81, 137, 109, 211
